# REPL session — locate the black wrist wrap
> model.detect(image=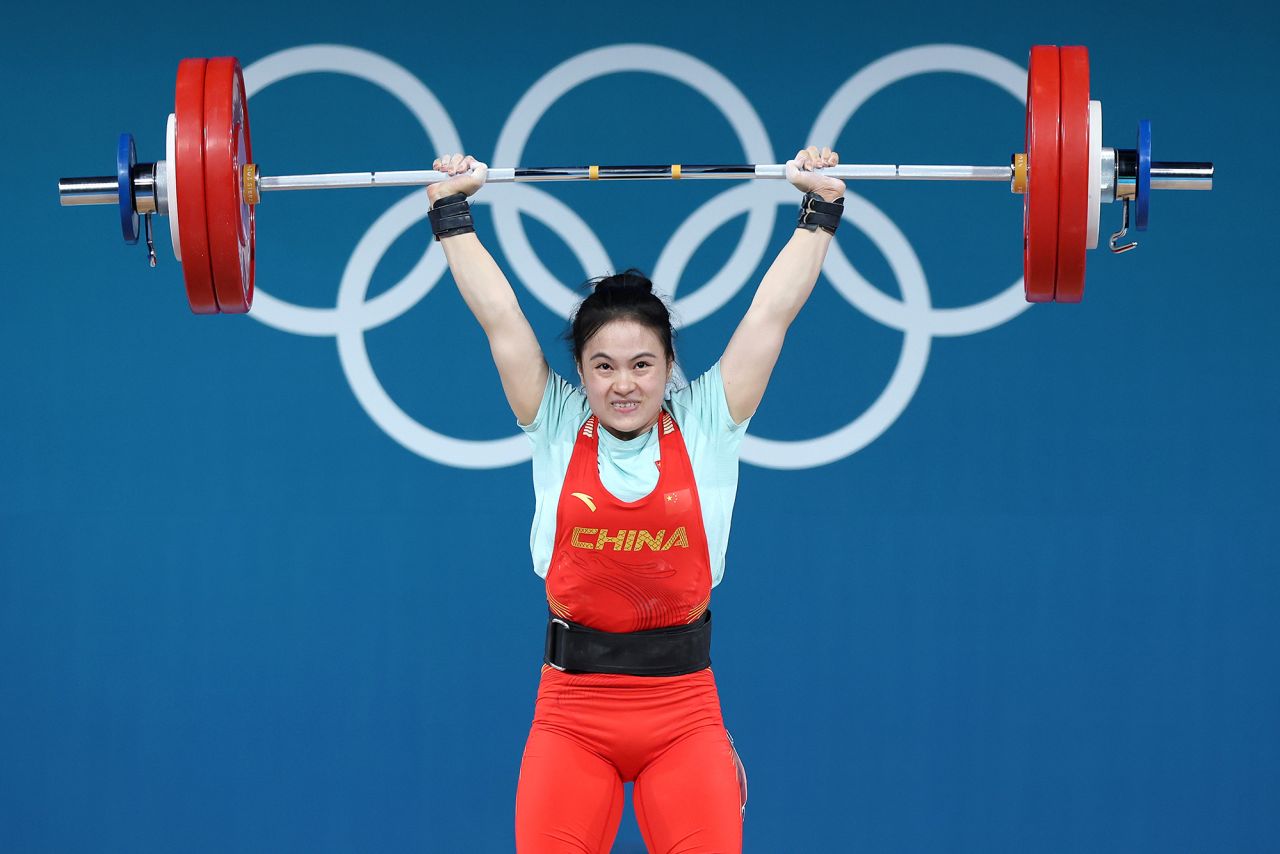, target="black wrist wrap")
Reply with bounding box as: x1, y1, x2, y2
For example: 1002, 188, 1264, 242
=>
428, 193, 476, 241
797, 191, 844, 234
